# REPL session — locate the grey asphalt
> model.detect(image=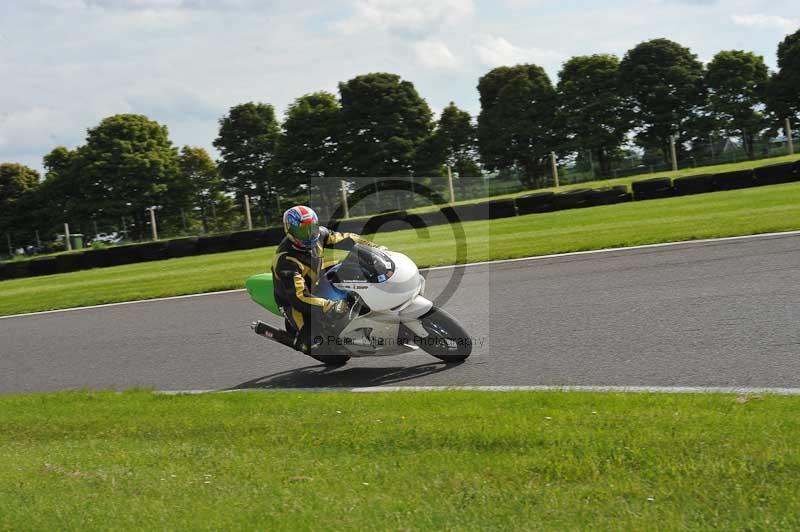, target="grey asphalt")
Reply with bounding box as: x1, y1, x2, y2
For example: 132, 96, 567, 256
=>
1, 233, 799, 393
